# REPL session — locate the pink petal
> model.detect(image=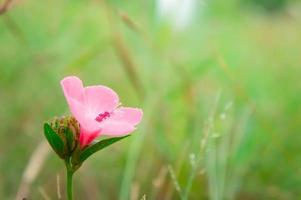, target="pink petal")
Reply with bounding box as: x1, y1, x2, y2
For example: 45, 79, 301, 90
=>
66, 97, 86, 125
60, 77, 99, 131
83, 86, 119, 117
79, 127, 100, 148
110, 107, 143, 126
100, 121, 136, 136
68, 98, 101, 134
61, 76, 84, 103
